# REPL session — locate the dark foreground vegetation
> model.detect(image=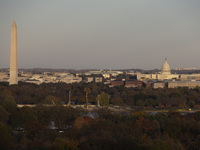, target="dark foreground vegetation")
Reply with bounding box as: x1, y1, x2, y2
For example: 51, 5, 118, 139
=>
0, 105, 200, 150
0, 81, 200, 149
